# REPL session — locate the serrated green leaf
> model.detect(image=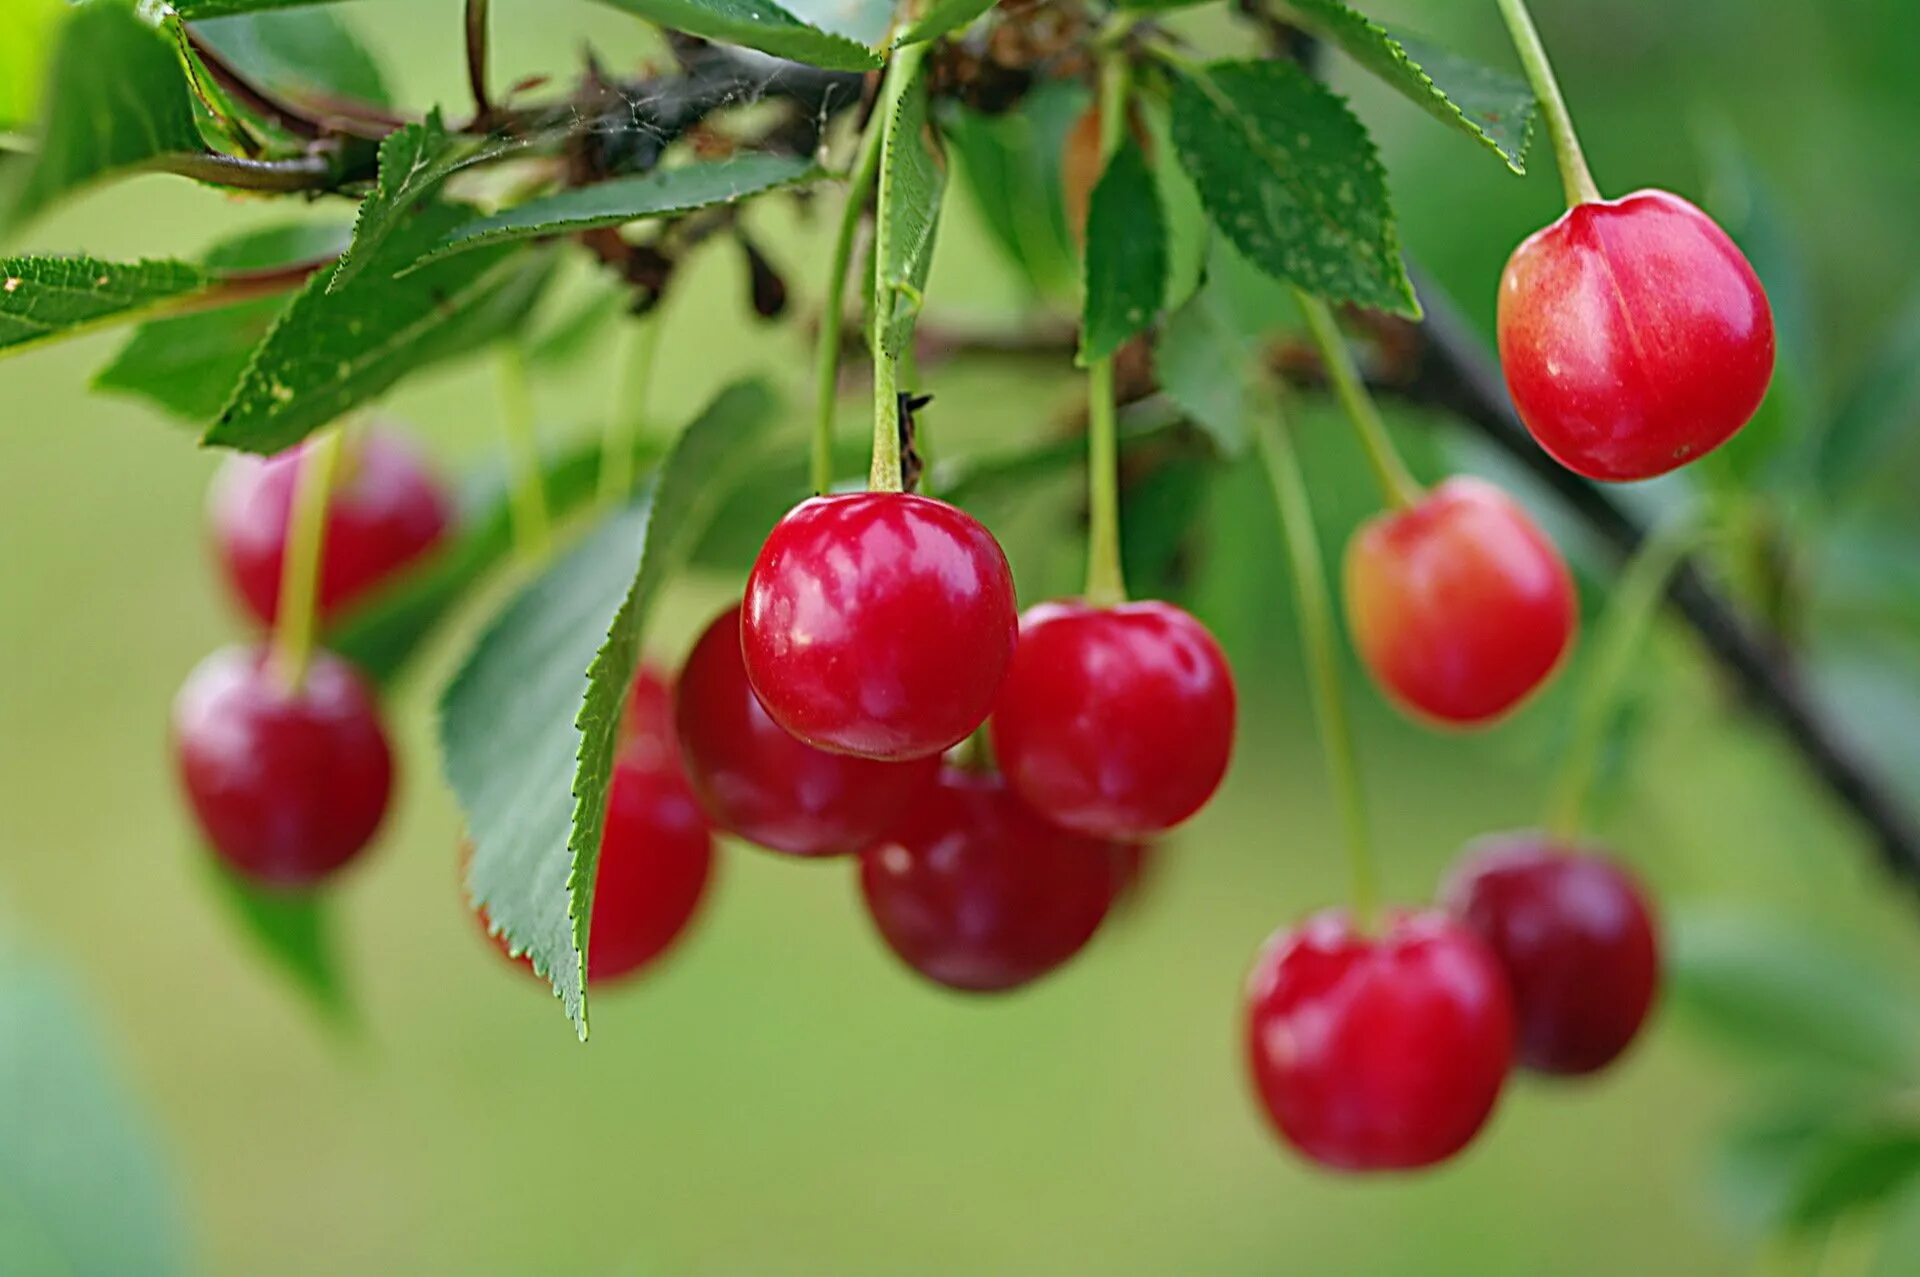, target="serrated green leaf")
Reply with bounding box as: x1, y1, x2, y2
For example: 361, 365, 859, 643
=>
329, 110, 469, 292
0, 256, 209, 357
1081, 139, 1166, 363
440, 381, 777, 1036
1167, 59, 1417, 316
590, 0, 882, 70
895, 0, 997, 45
874, 54, 945, 359
206, 858, 351, 1024
940, 83, 1082, 298
416, 155, 823, 267
192, 7, 392, 108
207, 204, 555, 454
